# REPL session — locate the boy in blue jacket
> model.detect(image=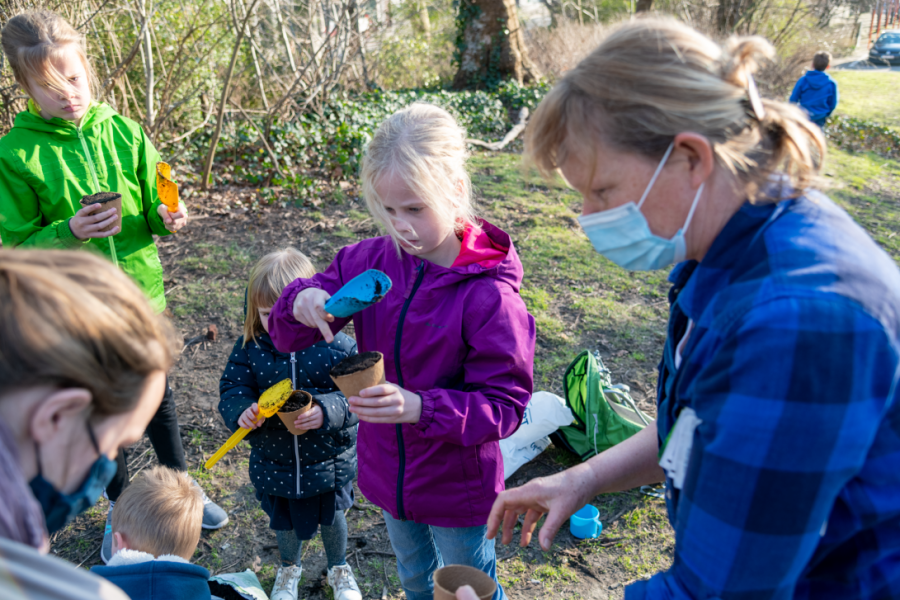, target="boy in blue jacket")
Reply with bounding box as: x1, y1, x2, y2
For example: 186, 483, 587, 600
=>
91, 466, 211, 600
790, 51, 839, 127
